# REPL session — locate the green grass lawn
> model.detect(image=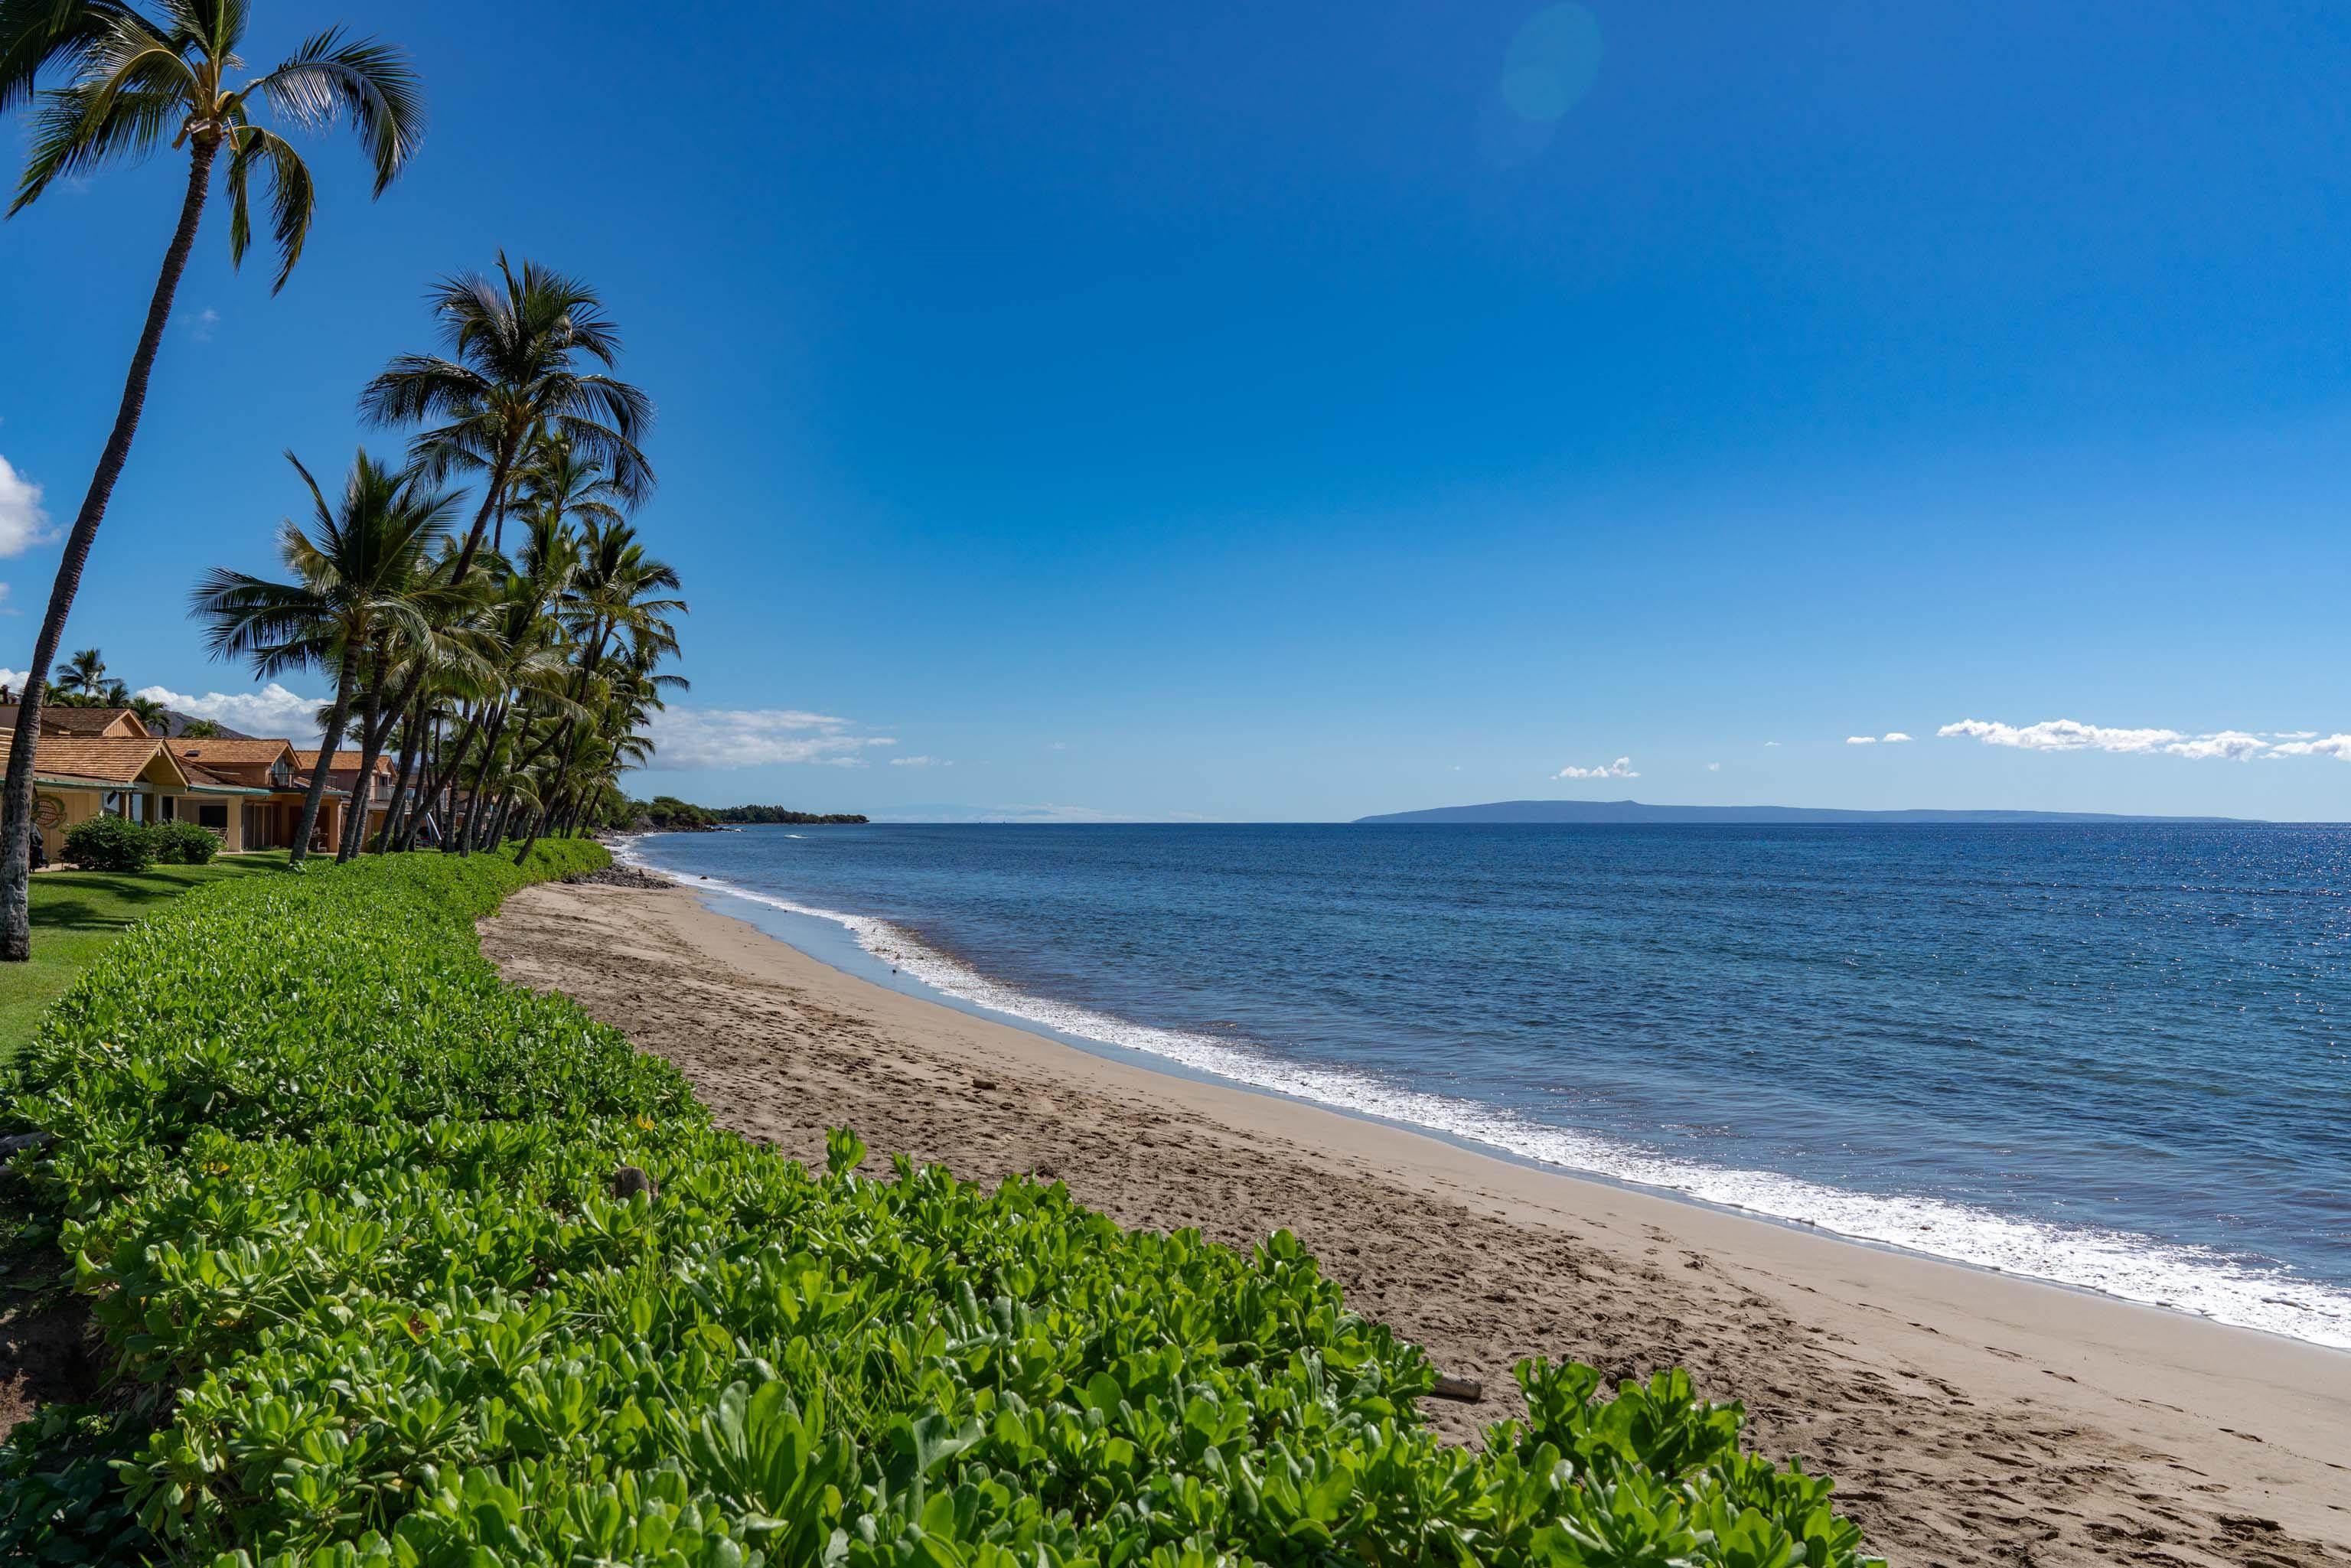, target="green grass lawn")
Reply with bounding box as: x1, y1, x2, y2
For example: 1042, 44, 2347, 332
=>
0, 851, 292, 1062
